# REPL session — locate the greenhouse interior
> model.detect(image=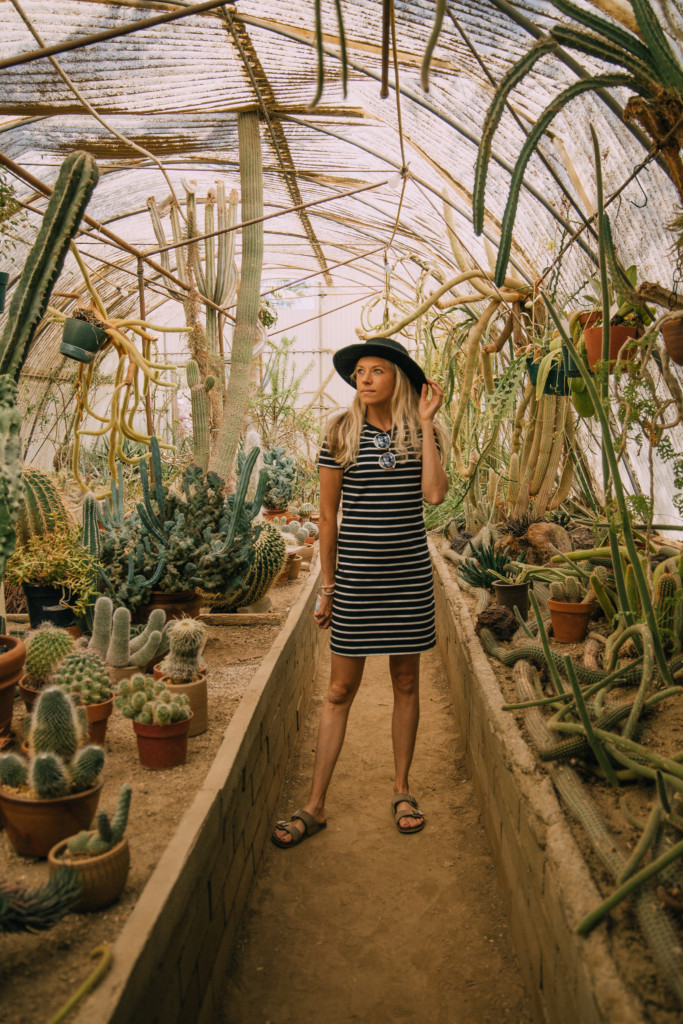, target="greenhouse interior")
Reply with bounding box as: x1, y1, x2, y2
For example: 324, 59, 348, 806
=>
1, 0, 683, 1021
